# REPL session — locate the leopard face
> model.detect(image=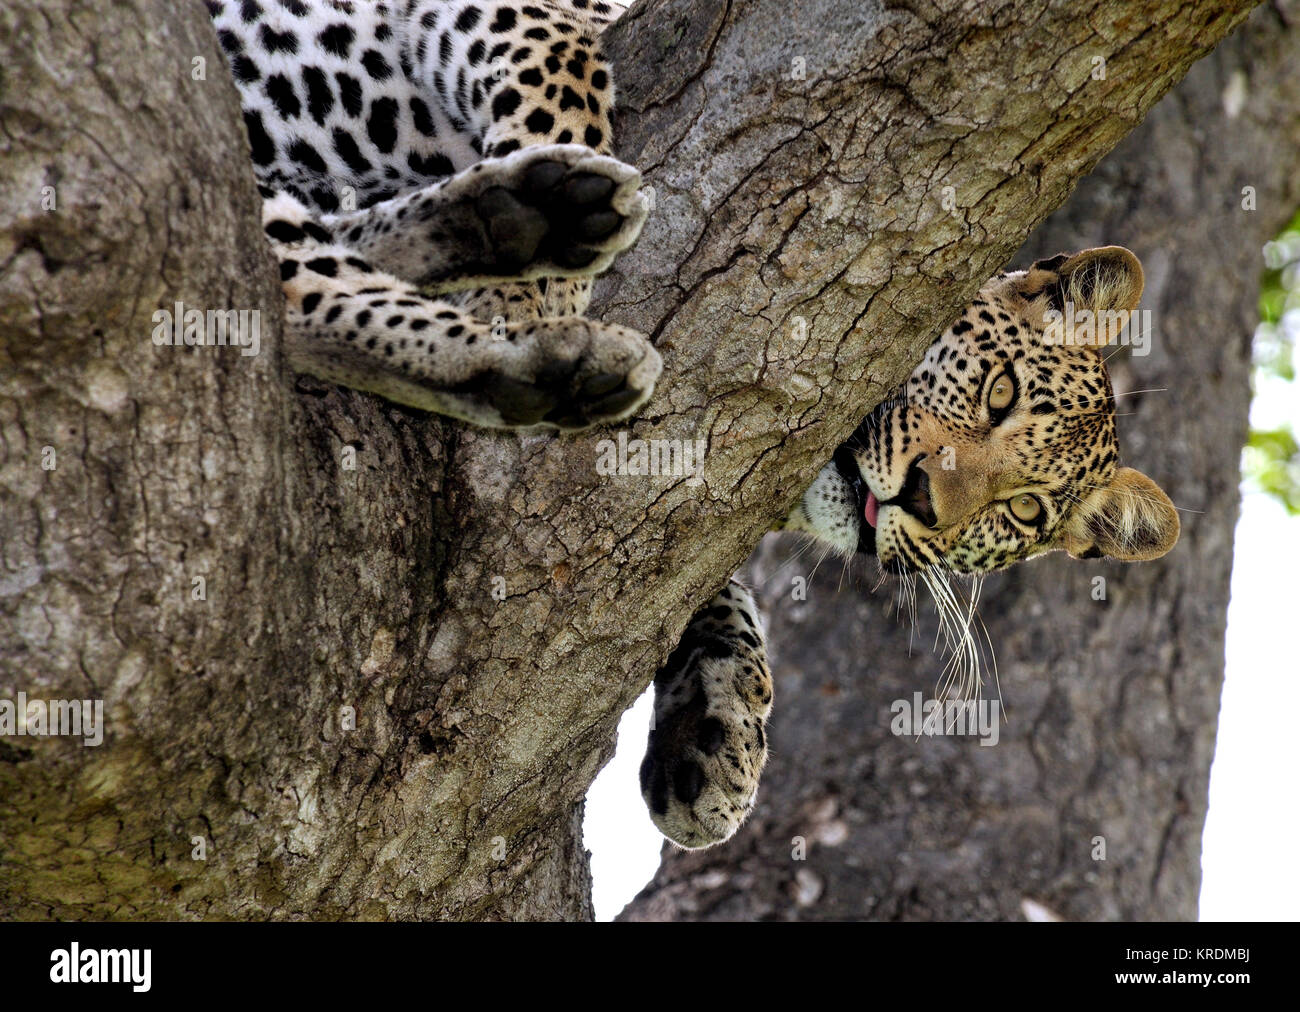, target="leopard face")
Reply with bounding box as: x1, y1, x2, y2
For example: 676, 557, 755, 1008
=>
786, 247, 1180, 574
